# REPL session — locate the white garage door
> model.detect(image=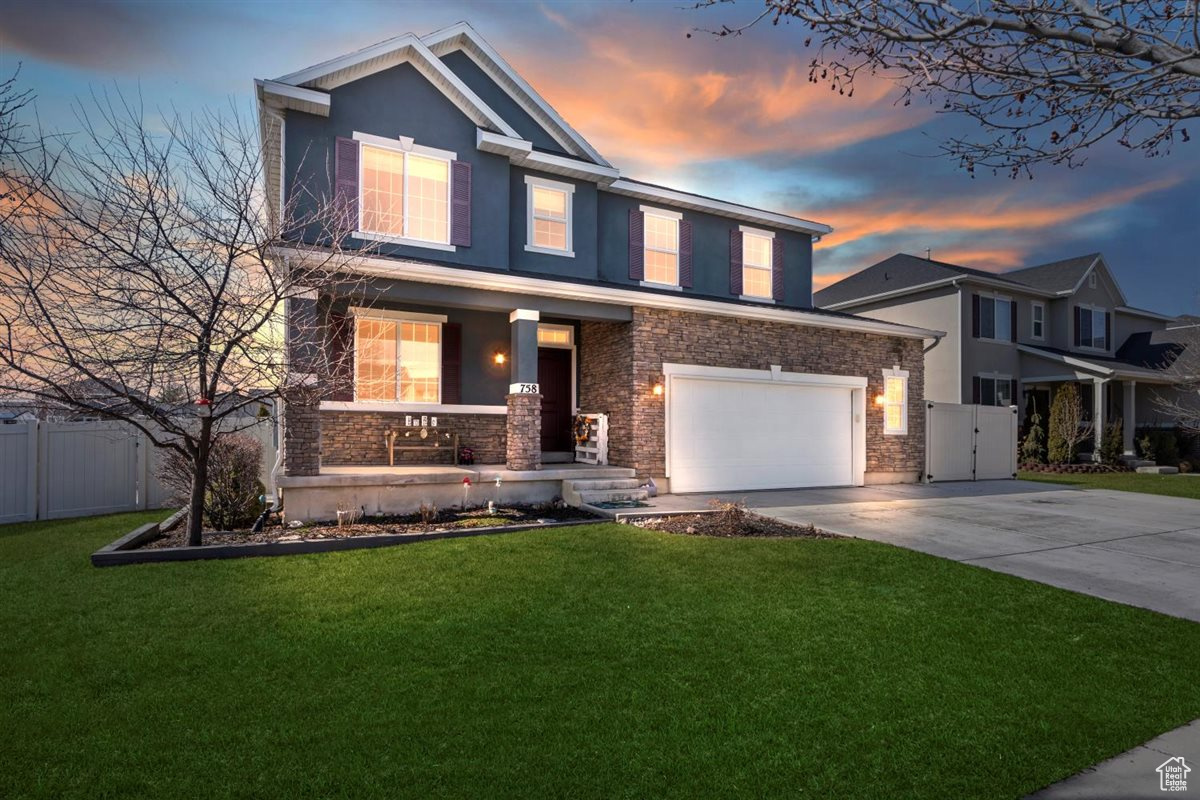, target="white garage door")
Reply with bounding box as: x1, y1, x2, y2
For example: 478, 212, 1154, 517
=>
668, 375, 856, 493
